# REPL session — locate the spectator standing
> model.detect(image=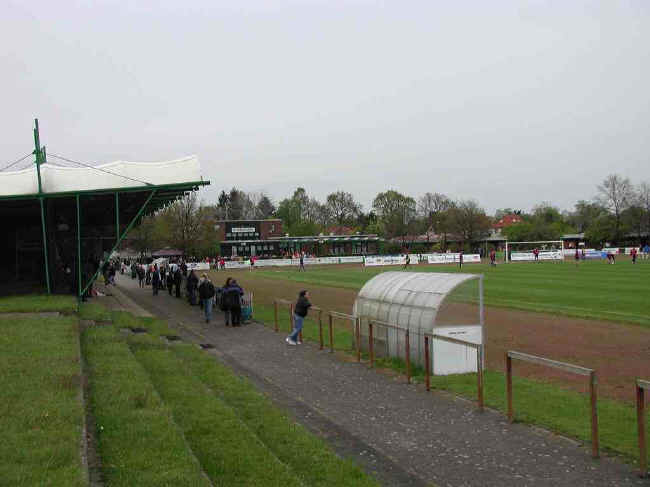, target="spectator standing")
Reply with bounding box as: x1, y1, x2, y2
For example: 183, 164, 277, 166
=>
198, 274, 216, 323
458, 250, 464, 269
224, 279, 244, 326
151, 264, 161, 295
286, 290, 311, 346
186, 270, 199, 305
174, 267, 182, 298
